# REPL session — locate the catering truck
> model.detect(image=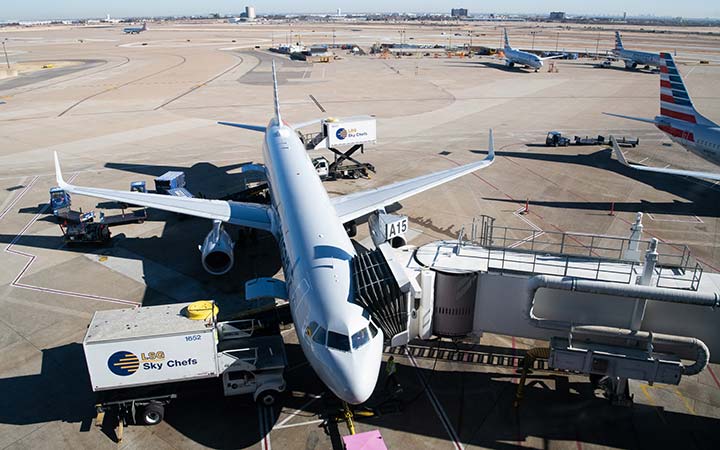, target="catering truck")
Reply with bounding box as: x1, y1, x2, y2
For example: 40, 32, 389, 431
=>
83, 301, 287, 435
